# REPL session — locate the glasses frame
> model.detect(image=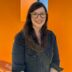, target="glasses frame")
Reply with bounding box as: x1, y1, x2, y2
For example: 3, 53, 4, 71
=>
30, 12, 47, 19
